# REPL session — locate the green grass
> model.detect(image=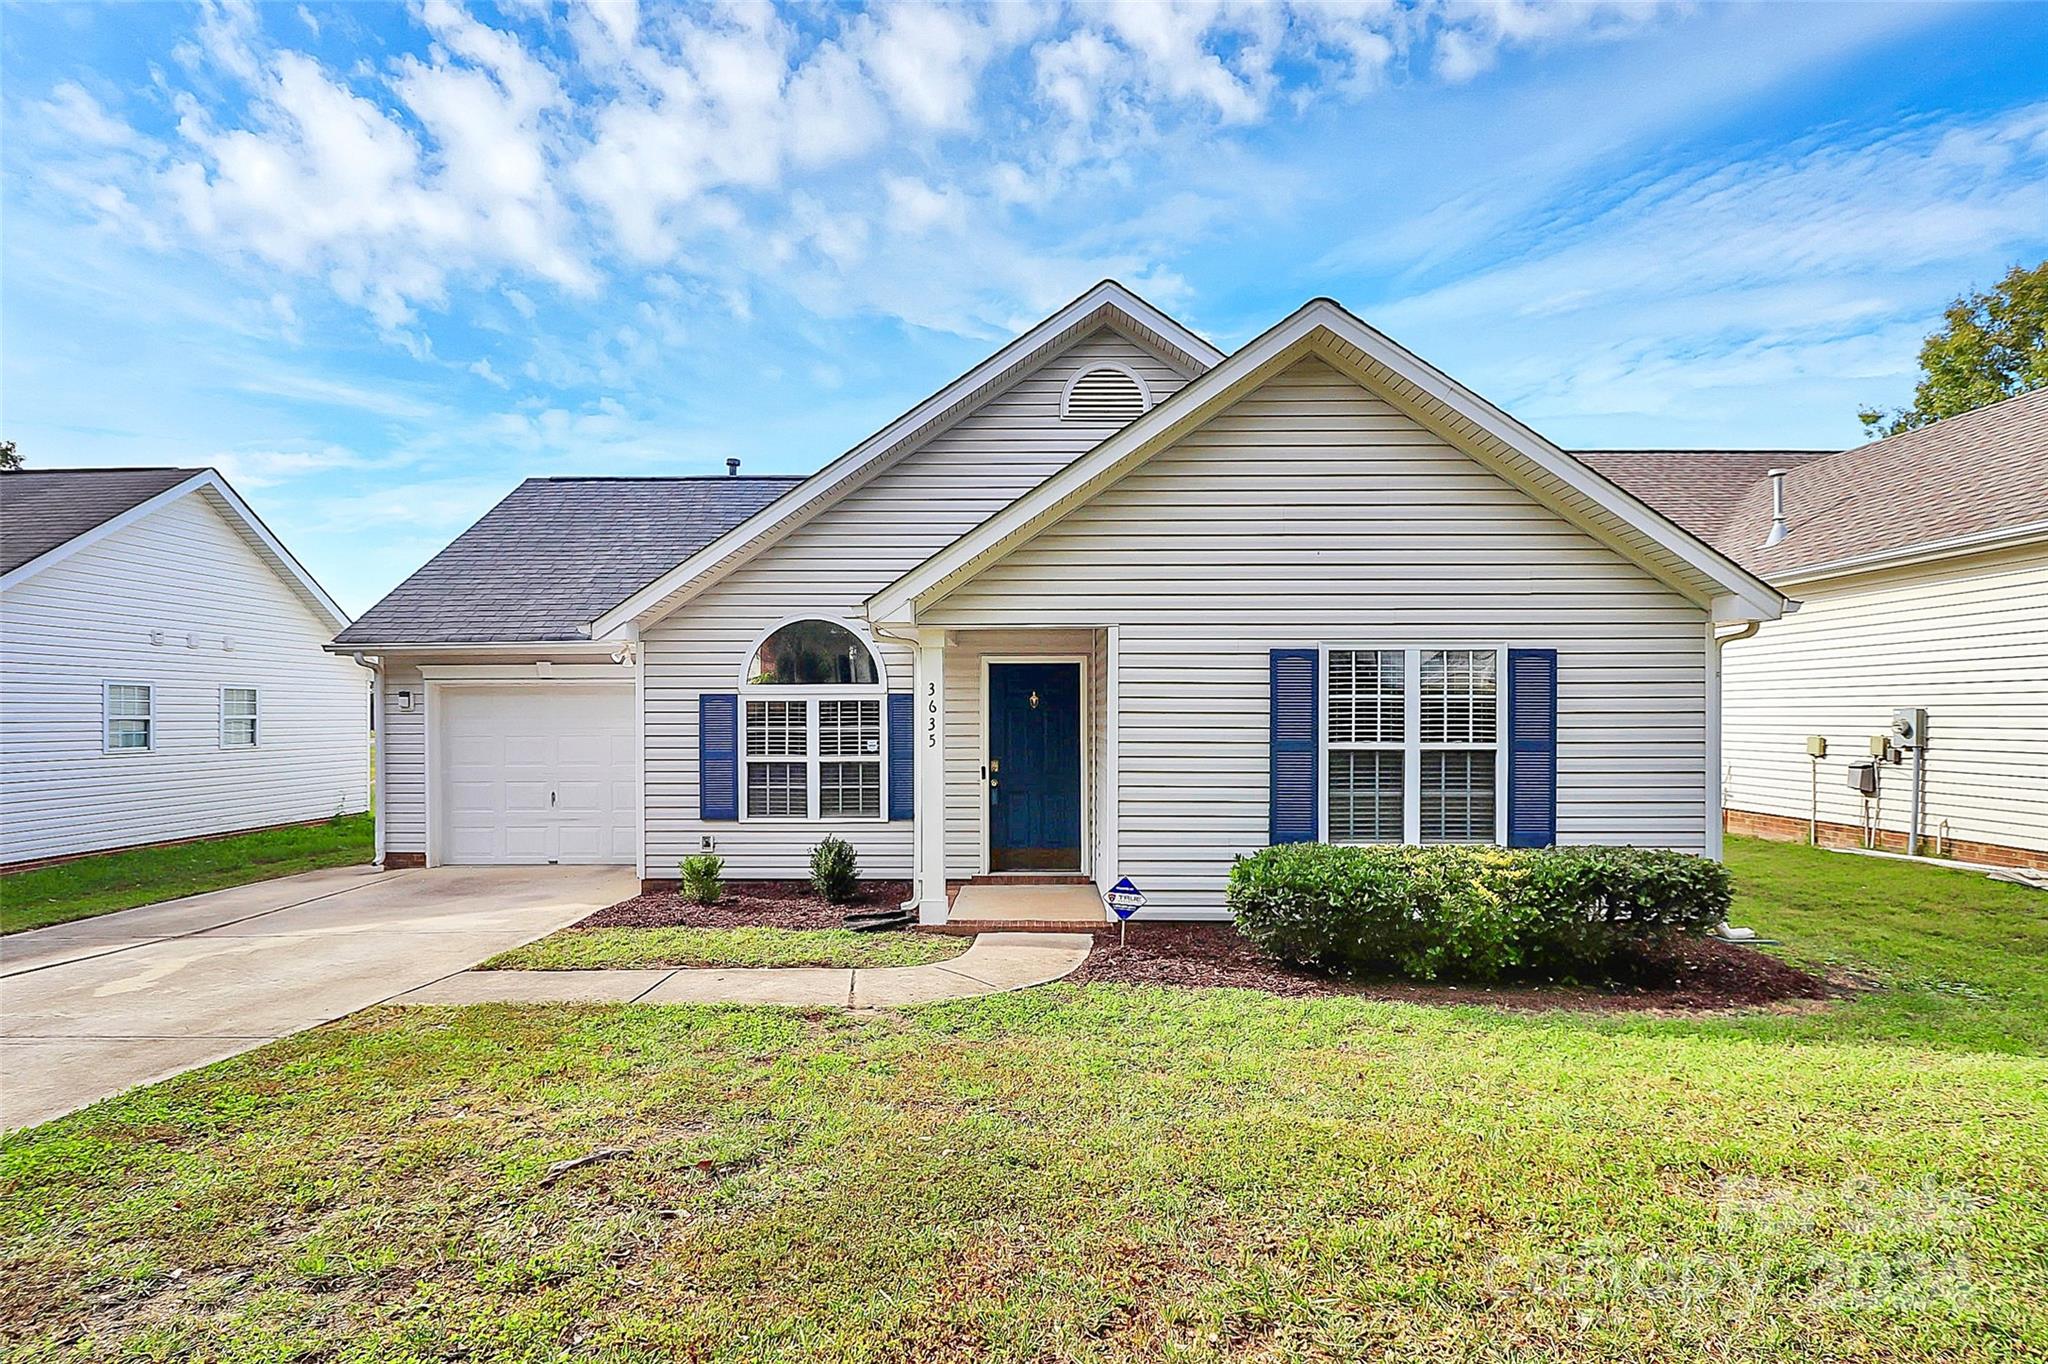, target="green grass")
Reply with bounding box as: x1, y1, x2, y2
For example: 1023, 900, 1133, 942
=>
479, 925, 970, 971
0, 813, 374, 935
1, 837, 2042, 1361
